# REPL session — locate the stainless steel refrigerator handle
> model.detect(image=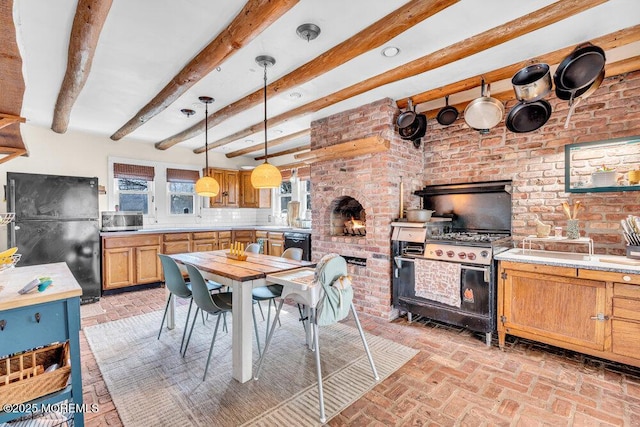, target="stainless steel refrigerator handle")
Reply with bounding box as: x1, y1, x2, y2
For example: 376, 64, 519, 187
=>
394, 256, 415, 269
